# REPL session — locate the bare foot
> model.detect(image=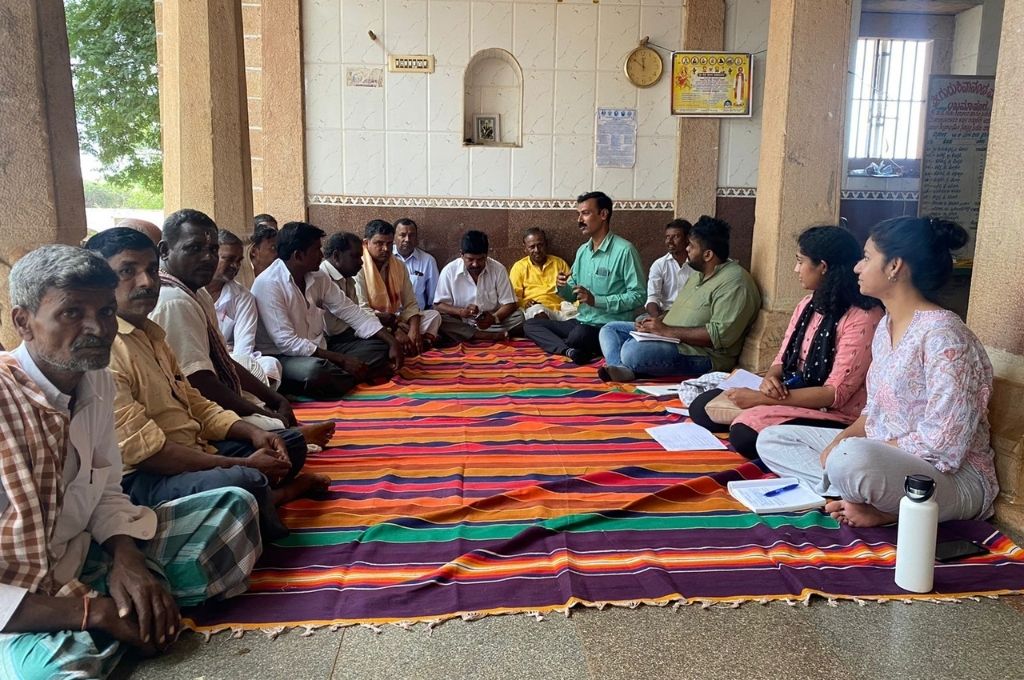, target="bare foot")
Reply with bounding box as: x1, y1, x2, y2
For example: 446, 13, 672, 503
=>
826, 499, 897, 527
270, 473, 332, 505
472, 330, 508, 342
298, 421, 335, 448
